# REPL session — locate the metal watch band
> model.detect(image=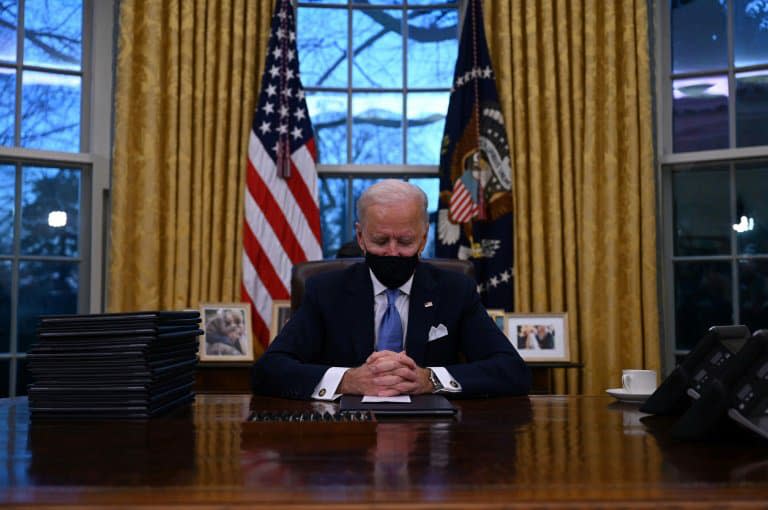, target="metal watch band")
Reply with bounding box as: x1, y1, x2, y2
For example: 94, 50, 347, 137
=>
428, 368, 443, 393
